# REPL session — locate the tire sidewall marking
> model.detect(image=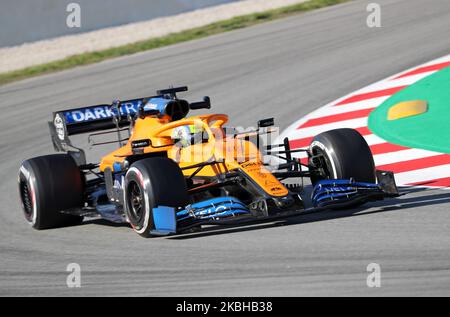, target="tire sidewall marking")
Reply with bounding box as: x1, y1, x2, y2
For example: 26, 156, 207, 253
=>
125, 167, 151, 234
19, 164, 38, 225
